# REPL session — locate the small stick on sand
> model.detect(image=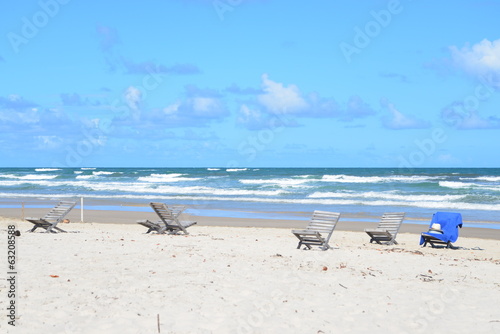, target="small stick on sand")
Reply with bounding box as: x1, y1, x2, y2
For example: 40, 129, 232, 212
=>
157, 314, 160, 333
